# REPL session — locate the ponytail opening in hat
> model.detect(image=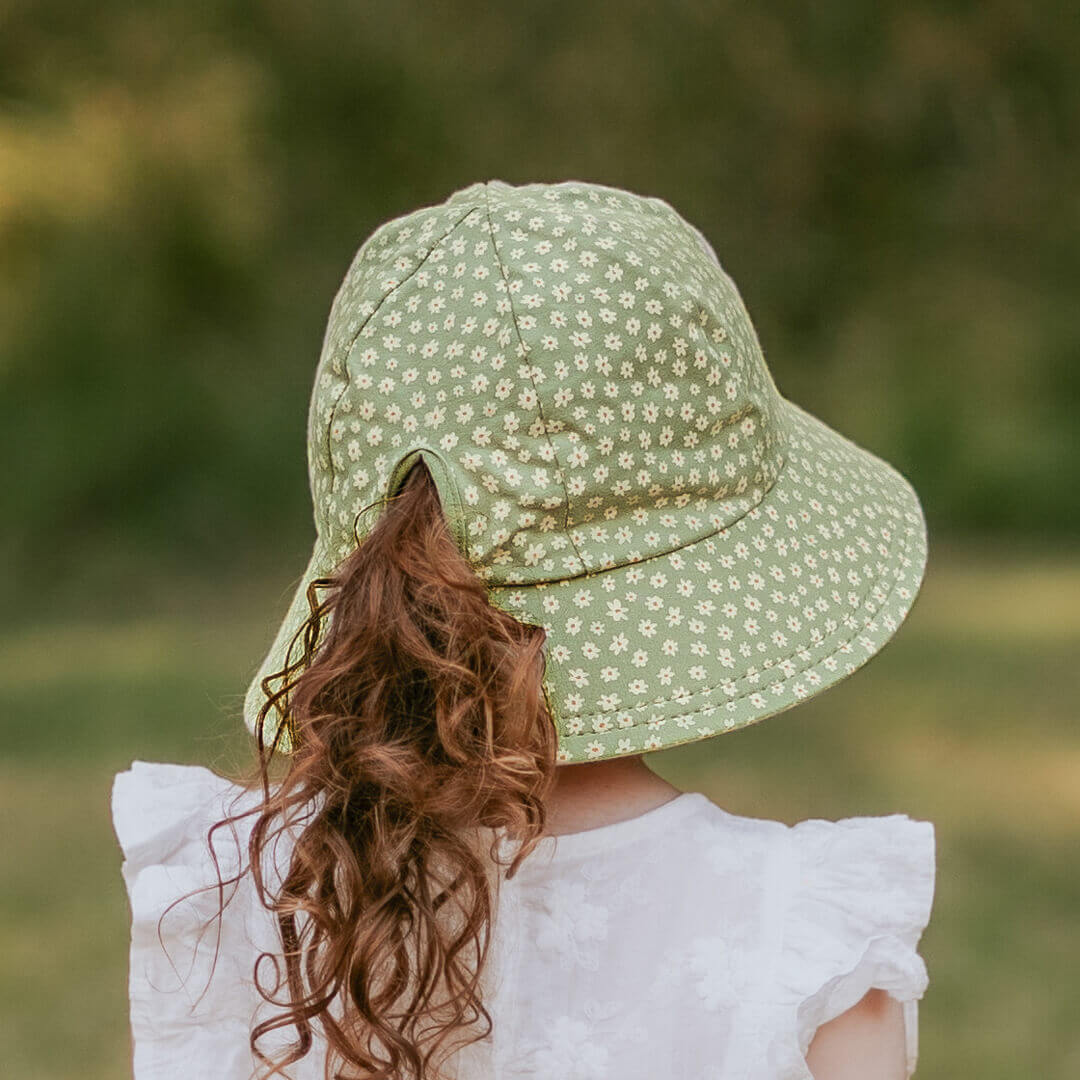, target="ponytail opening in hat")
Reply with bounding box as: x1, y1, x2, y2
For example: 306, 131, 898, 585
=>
209, 460, 558, 1078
